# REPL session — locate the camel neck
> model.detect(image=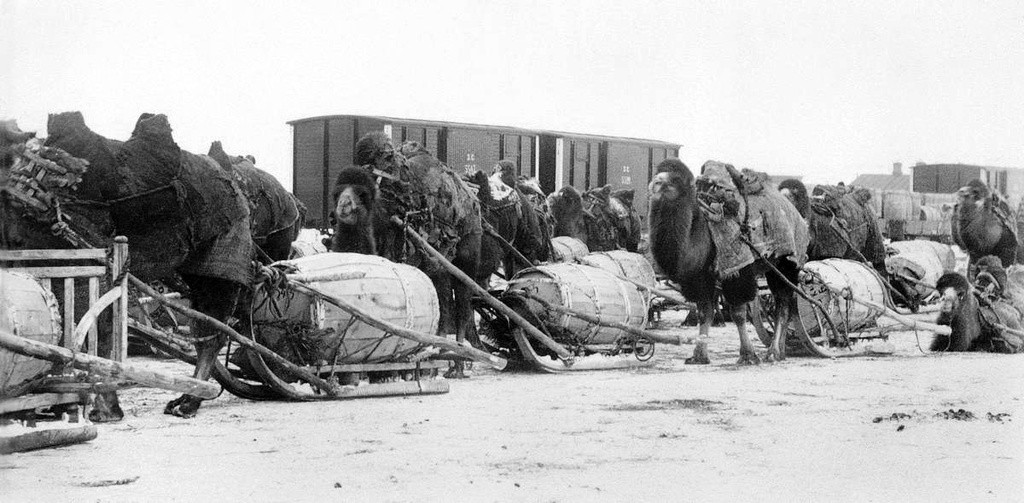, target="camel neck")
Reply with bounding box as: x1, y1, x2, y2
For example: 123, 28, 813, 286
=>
649, 194, 708, 277
331, 223, 376, 255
